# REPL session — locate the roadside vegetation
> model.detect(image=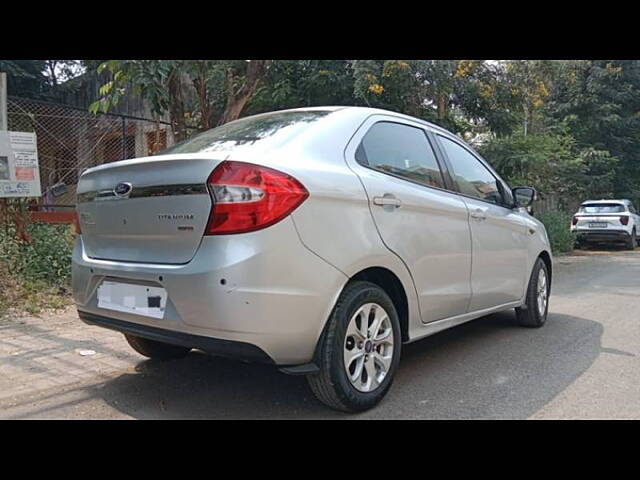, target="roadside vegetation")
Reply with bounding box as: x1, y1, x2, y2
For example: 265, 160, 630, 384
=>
537, 211, 576, 255
0, 220, 74, 318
